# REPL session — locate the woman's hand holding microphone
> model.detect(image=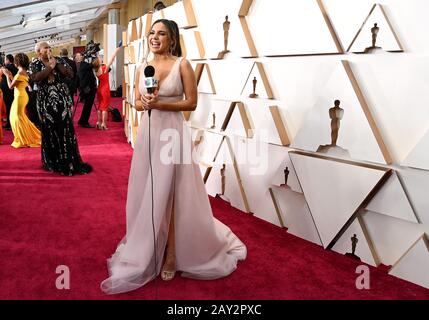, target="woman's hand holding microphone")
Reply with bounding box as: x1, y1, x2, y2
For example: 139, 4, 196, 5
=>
141, 90, 159, 111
